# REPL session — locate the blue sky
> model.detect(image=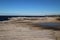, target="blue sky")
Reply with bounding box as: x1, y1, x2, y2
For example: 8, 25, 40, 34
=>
0, 0, 60, 15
